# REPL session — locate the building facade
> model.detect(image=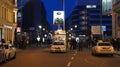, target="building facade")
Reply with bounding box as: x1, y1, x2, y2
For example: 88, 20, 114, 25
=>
18, 0, 51, 42
0, 0, 18, 43
112, 0, 120, 38
66, 0, 112, 39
